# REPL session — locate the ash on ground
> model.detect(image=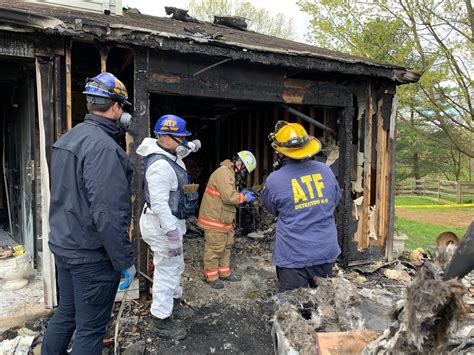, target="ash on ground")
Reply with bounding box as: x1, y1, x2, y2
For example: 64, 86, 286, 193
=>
1, 217, 472, 354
